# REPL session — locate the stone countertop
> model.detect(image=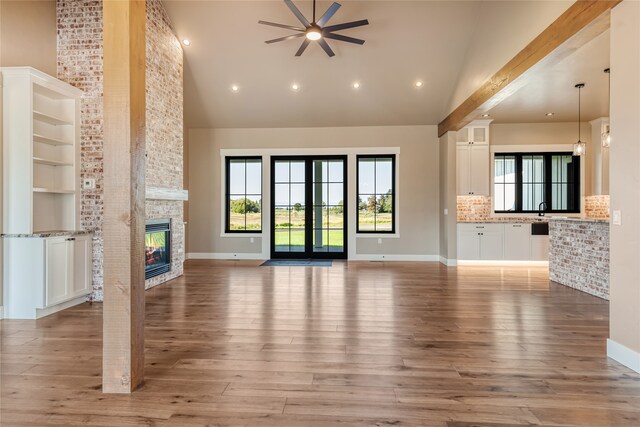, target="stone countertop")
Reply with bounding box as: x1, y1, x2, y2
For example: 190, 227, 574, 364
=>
2, 230, 93, 238
458, 217, 549, 224
547, 217, 610, 224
